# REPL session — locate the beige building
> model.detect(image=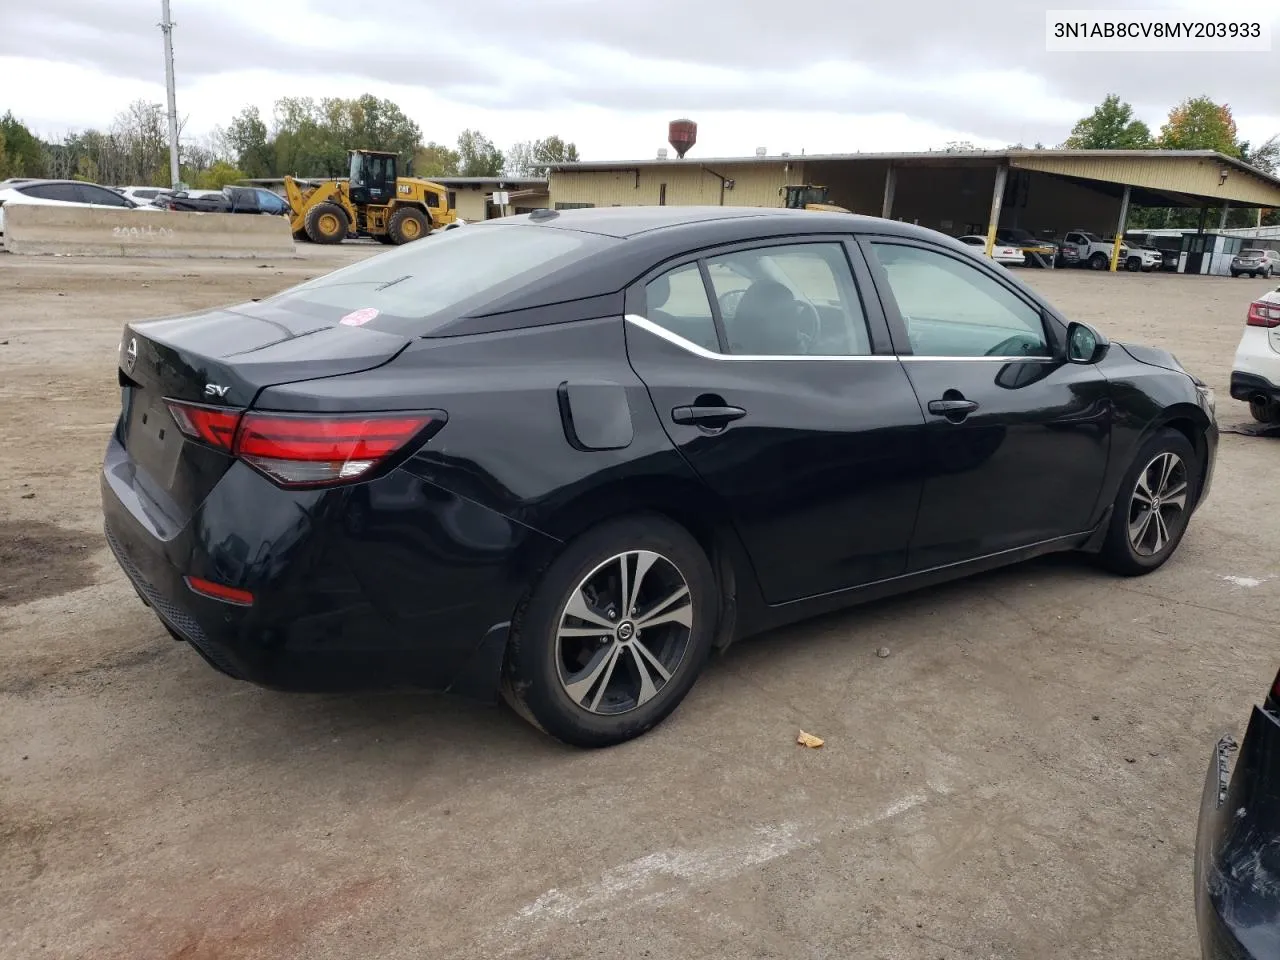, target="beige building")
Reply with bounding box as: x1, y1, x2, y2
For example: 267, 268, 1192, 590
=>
435, 177, 549, 222
547, 149, 1280, 244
